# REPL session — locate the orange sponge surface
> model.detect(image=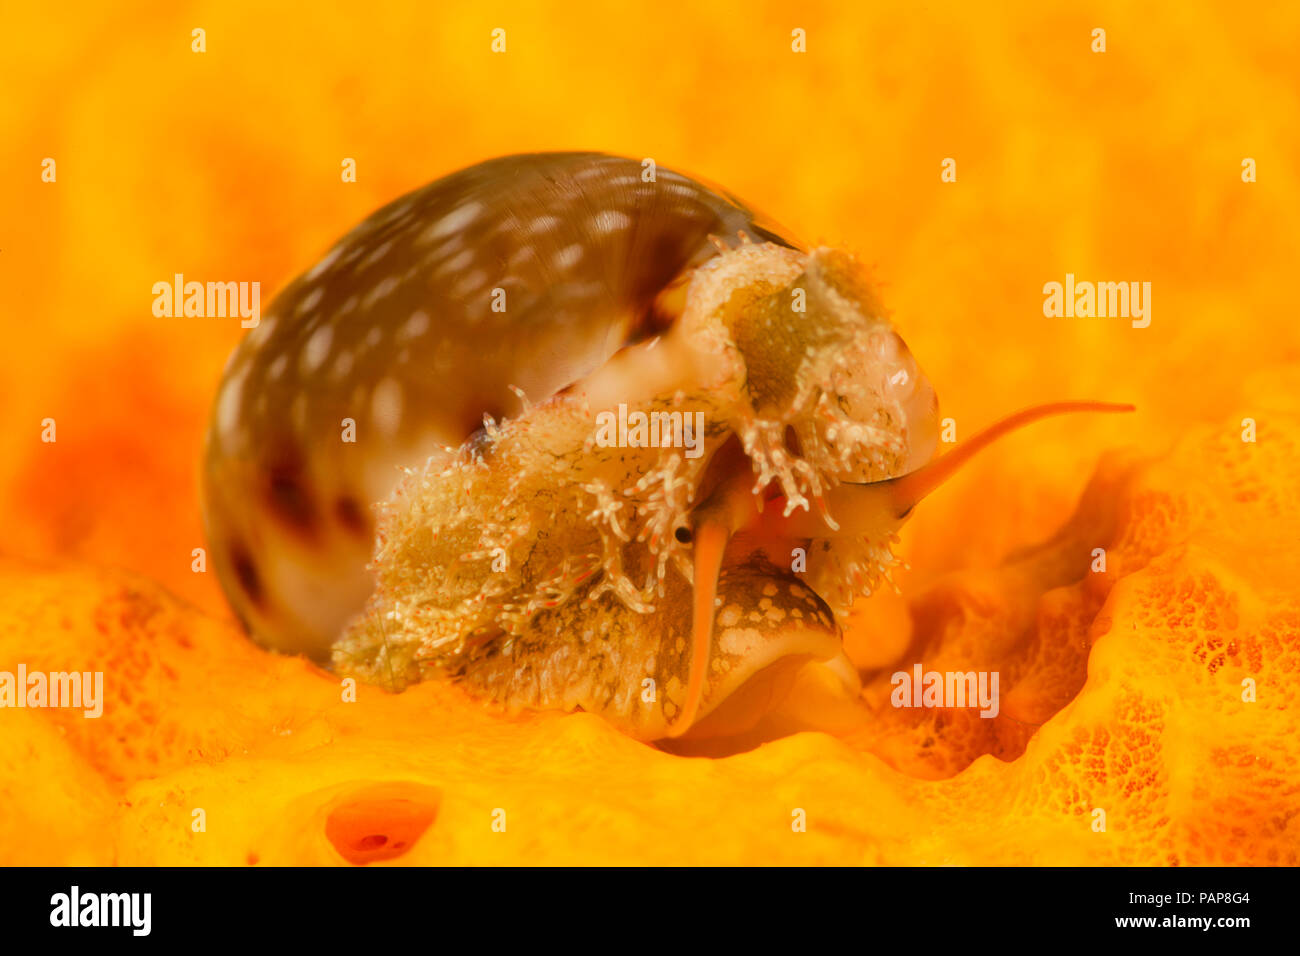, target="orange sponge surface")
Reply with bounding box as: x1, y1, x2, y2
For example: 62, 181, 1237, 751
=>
1, 396, 1295, 864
